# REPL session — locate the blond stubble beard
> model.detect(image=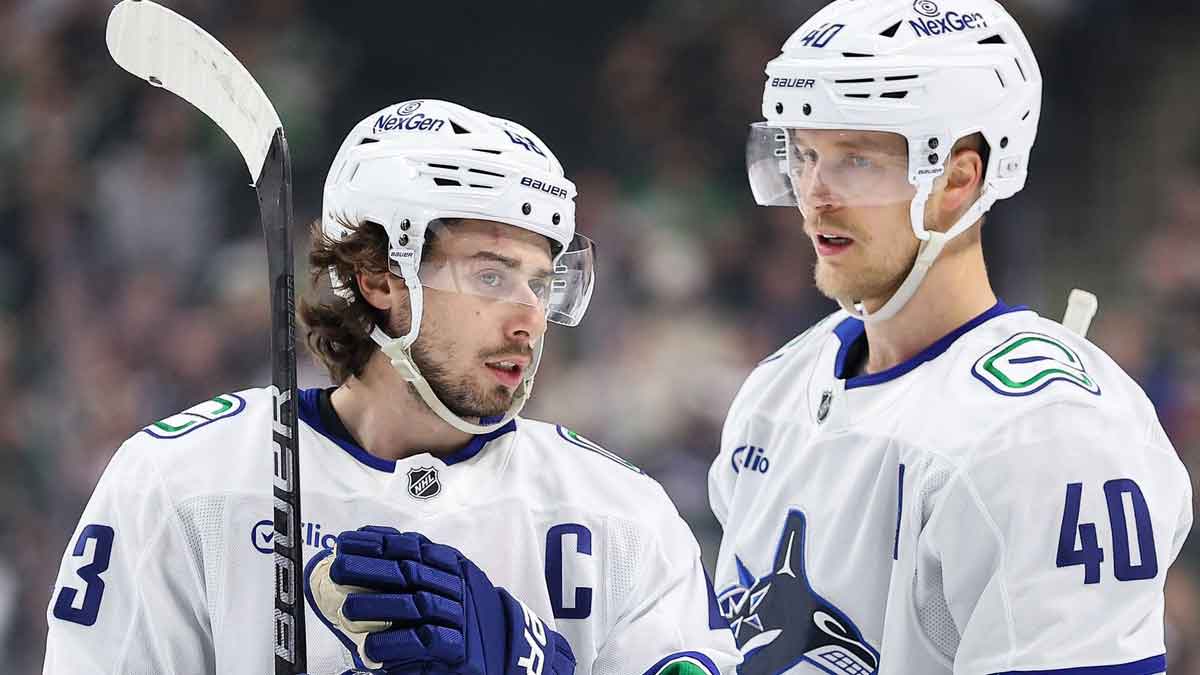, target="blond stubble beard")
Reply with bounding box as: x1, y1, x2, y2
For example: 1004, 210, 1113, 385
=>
812, 241, 919, 307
